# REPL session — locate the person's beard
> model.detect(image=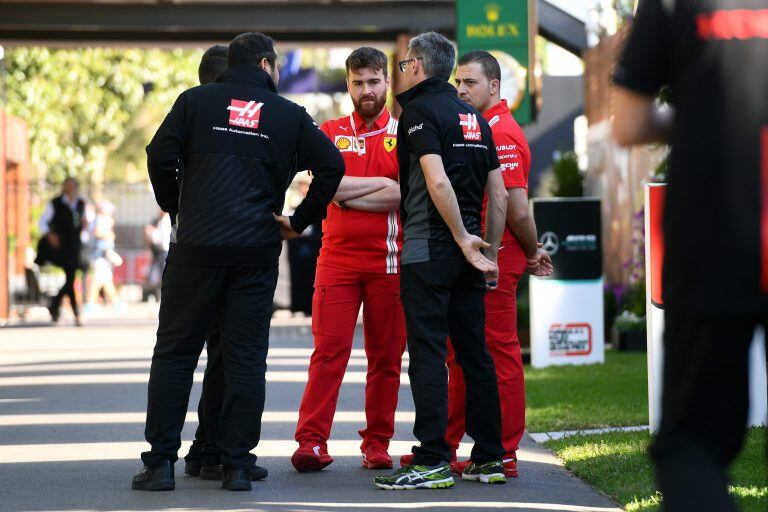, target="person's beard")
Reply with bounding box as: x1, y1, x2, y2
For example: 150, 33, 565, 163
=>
353, 92, 386, 120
